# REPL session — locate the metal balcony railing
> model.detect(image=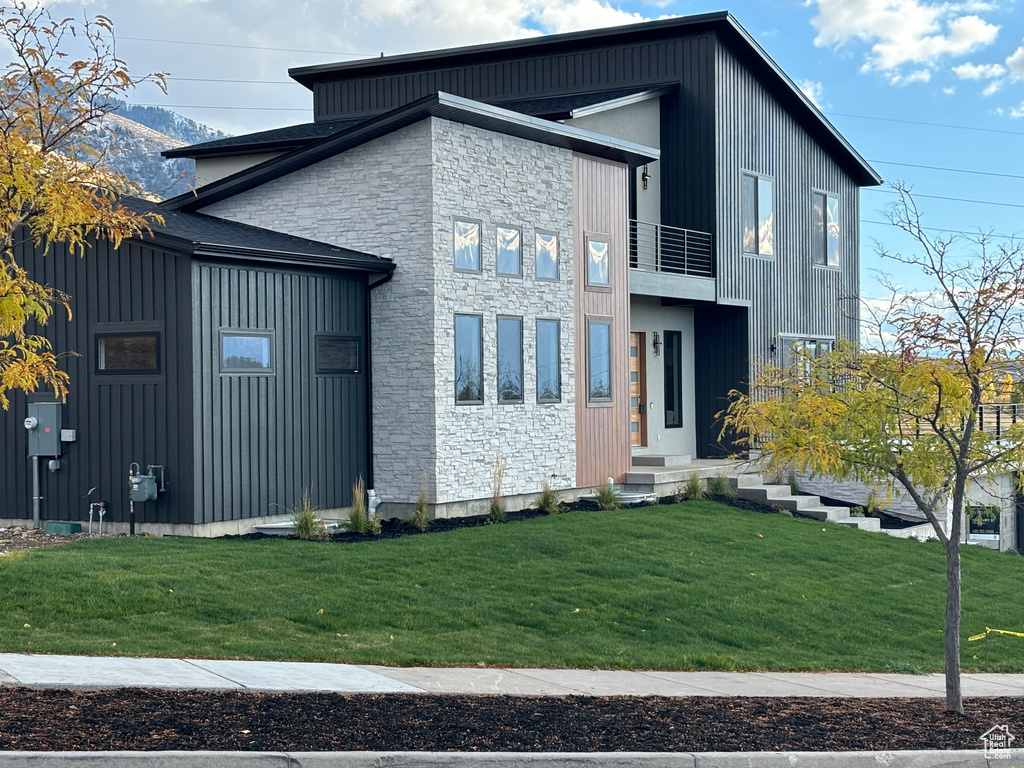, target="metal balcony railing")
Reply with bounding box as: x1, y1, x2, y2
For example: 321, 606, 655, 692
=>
629, 219, 713, 278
